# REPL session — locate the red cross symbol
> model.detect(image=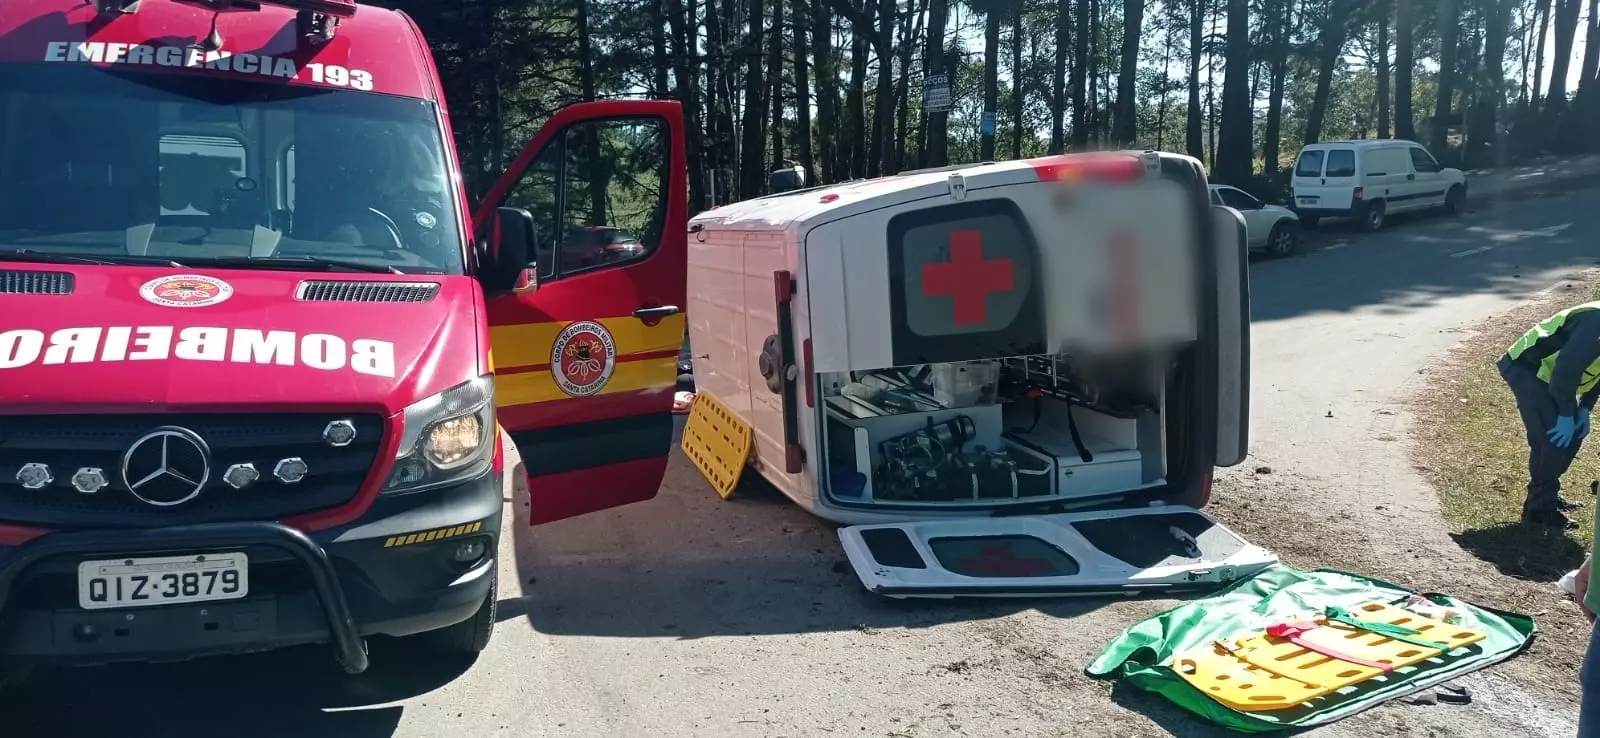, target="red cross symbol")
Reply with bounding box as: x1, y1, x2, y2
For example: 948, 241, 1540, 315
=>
958, 543, 1058, 577
921, 230, 1014, 326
